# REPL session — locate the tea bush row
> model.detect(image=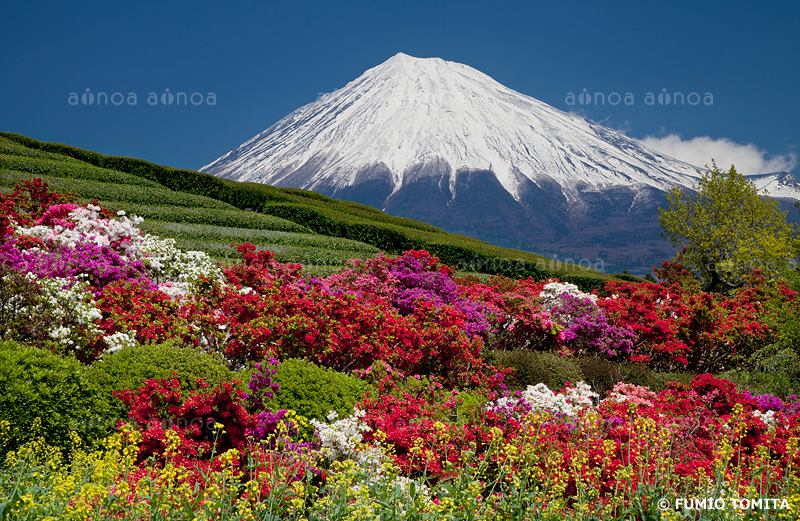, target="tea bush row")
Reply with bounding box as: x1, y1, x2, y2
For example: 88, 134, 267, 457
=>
169, 239, 377, 265
0, 137, 84, 163
0, 170, 236, 209
96, 201, 311, 233
138, 220, 379, 254
0, 154, 162, 188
